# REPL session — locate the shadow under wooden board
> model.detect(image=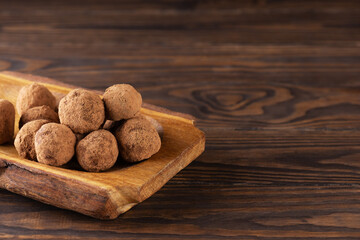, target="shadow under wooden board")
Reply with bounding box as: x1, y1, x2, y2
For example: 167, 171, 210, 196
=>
0, 71, 205, 219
